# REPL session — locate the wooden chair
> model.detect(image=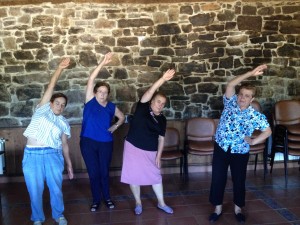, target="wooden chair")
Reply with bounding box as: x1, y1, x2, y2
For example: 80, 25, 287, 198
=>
270, 100, 300, 184
185, 118, 216, 178
161, 127, 185, 176
249, 100, 269, 177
